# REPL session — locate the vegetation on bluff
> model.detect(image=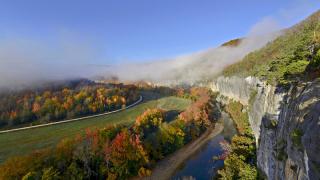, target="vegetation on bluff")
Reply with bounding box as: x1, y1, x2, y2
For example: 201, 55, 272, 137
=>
218, 101, 258, 180
223, 11, 320, 87
225, 101, 252, 135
